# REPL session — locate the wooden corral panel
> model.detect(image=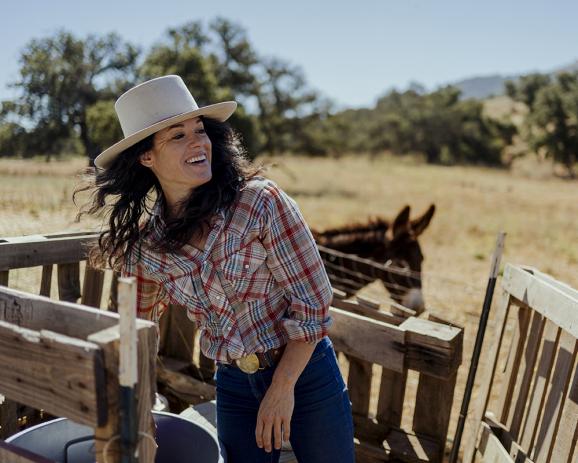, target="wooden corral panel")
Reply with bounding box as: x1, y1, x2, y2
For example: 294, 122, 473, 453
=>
0, 284, 158, 463
463, 264, 578, 463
